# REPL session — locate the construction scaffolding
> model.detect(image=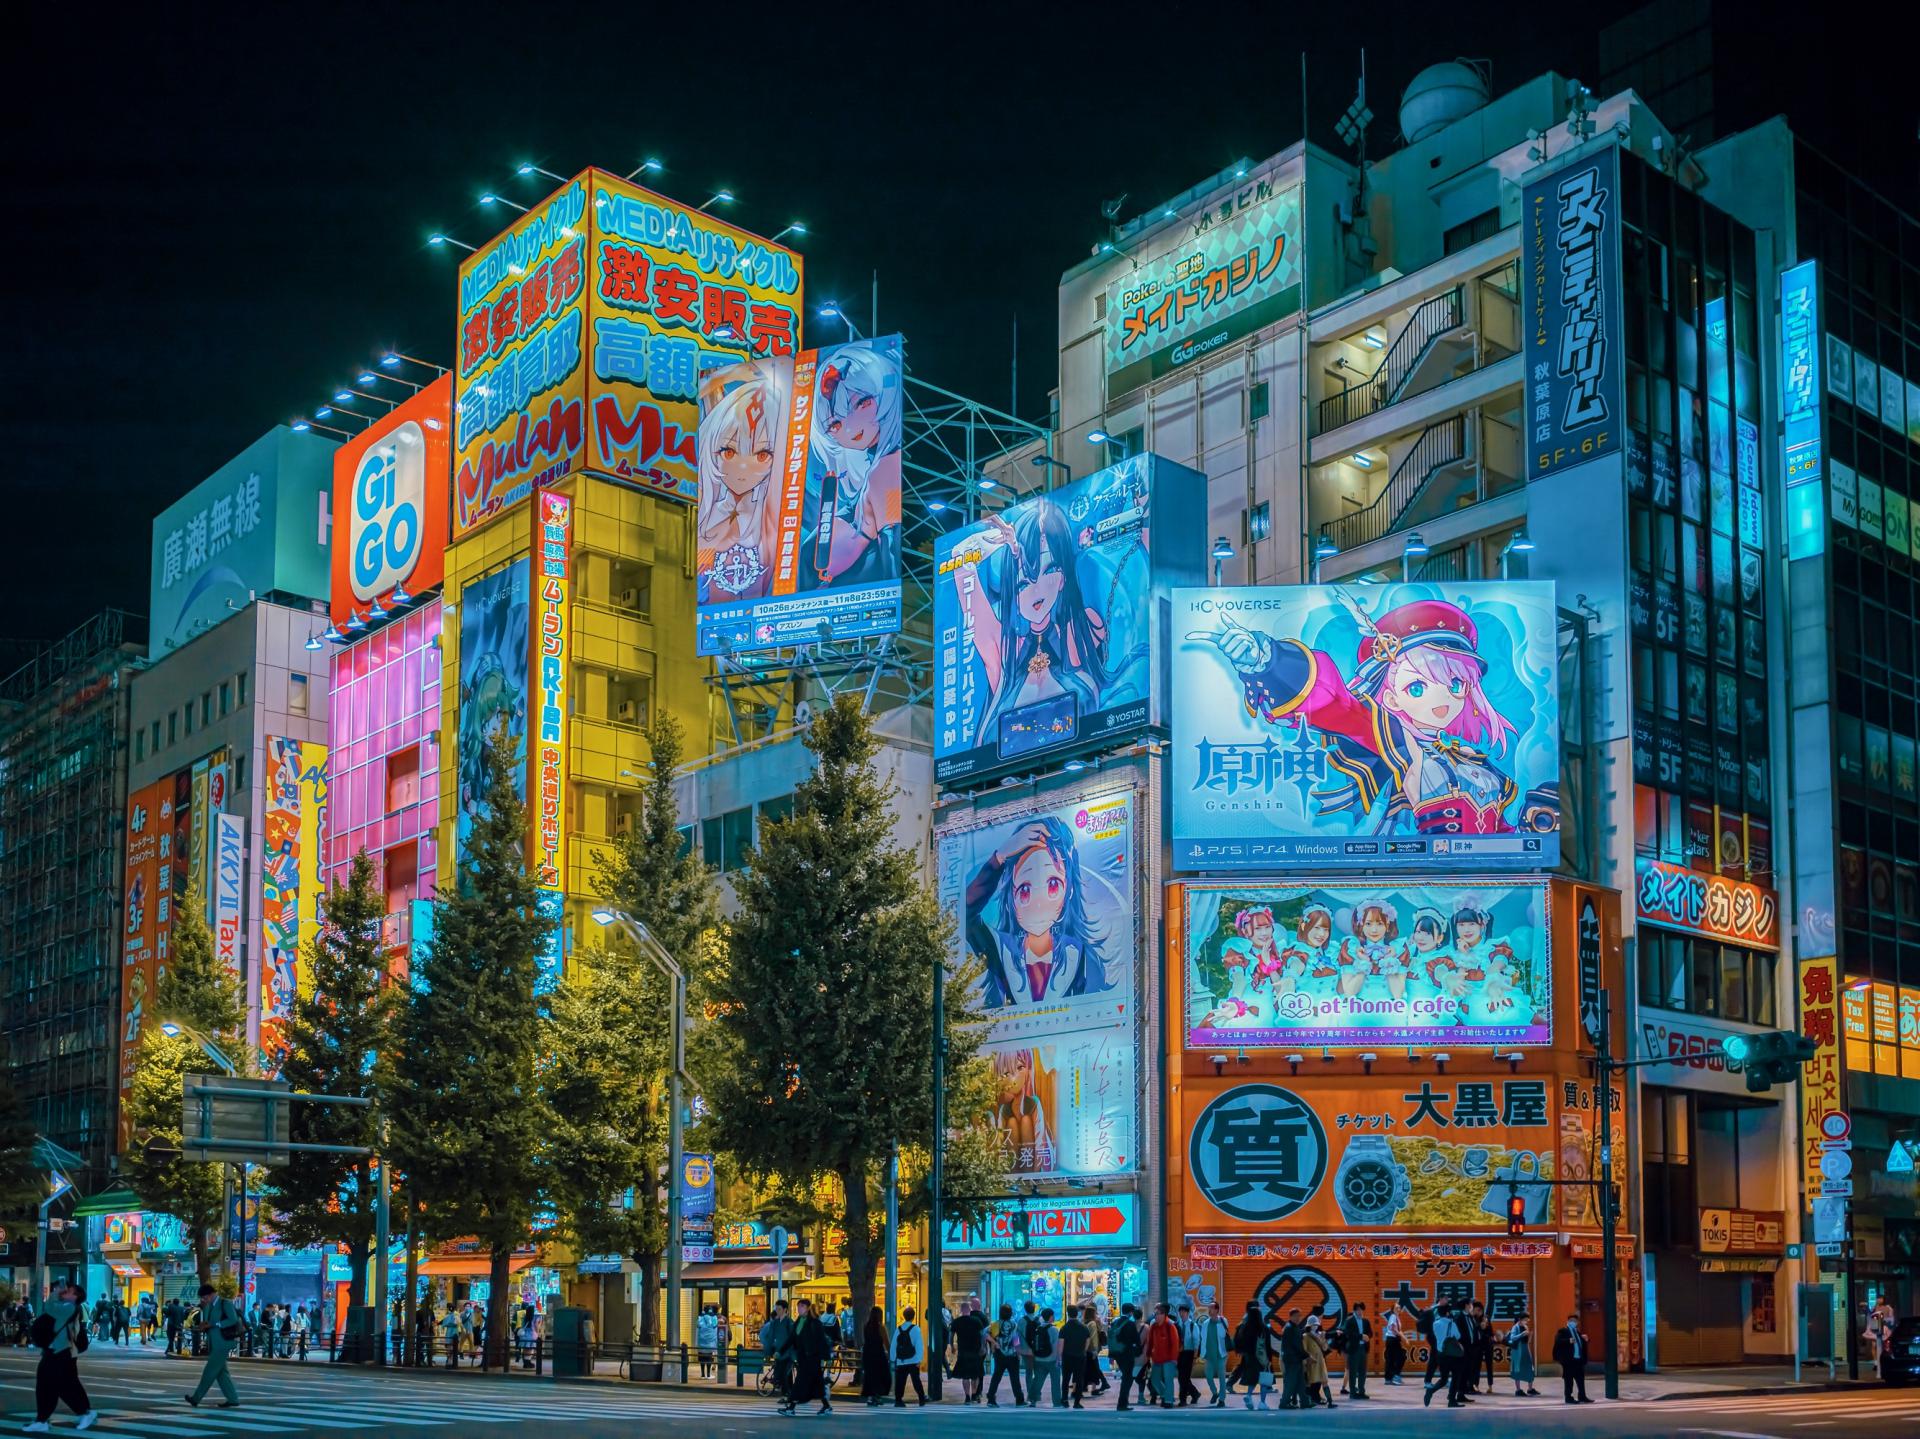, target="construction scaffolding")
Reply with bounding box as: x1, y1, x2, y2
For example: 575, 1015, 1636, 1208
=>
0, 610, 145, 1205
707, 373, 1050, 750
